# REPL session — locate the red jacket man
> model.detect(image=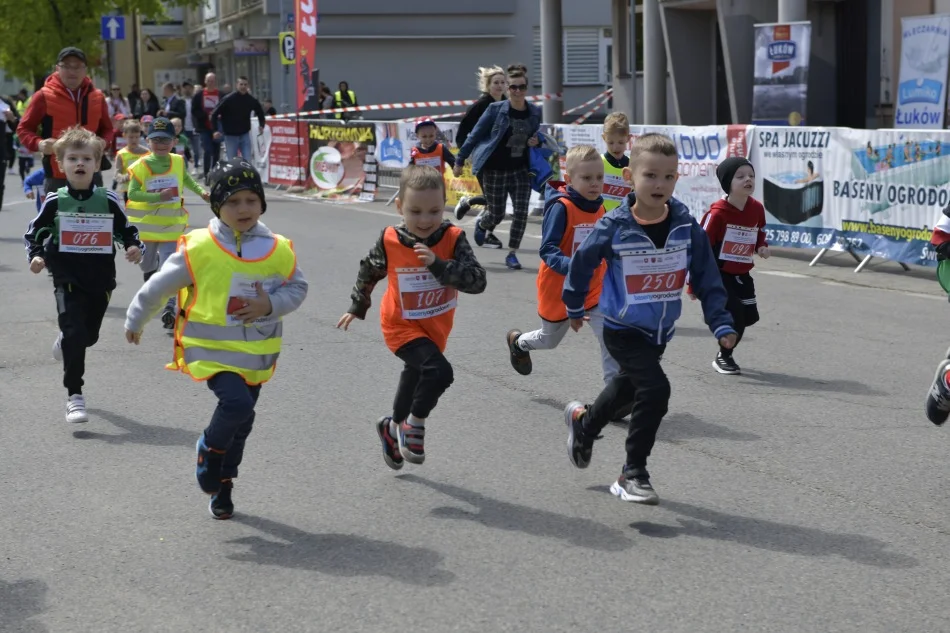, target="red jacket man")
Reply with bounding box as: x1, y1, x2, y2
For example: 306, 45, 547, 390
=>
17, 47, 113, 187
